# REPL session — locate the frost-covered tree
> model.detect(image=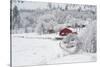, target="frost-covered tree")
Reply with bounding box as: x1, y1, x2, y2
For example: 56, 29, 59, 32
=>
35, 14, 57, 34
79, 20, 96, 53
60, 33, 81, 54
65, 4, 68, 10
48, 3, 52, 10
78, 7, 81, 12
12, 5, 22, 31
13, 5, 19, 19
54, 11, 66, 24
35, 22, 46, 35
